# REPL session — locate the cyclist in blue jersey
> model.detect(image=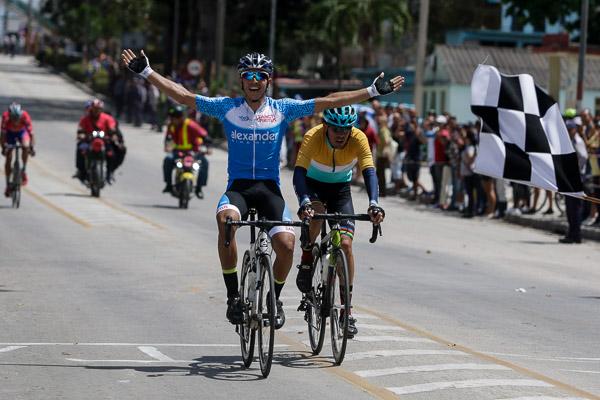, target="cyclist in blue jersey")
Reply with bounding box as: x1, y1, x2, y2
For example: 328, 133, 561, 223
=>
122, 49, 404, 327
